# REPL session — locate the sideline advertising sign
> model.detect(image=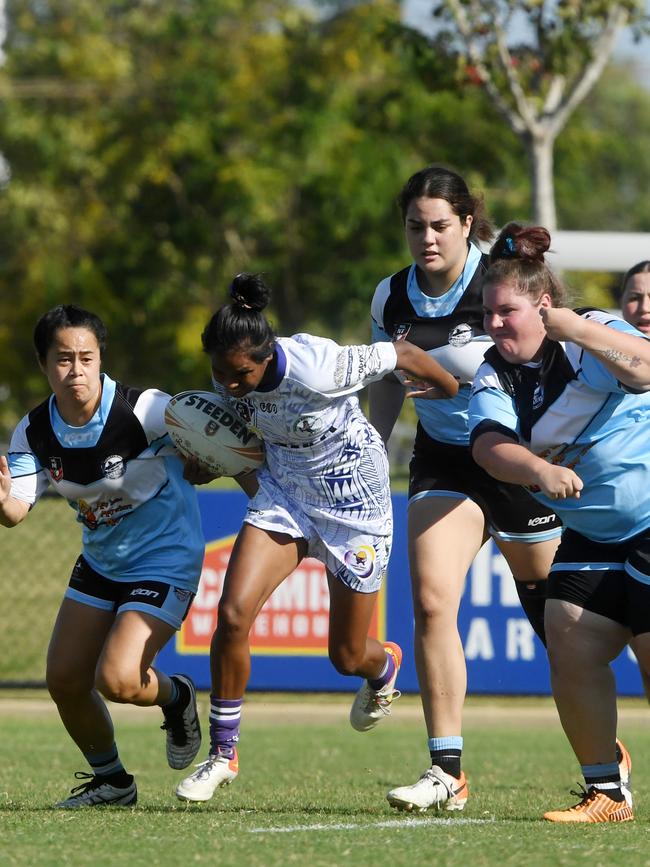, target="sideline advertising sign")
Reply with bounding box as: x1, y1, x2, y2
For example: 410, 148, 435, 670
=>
157, 491, 643, 695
